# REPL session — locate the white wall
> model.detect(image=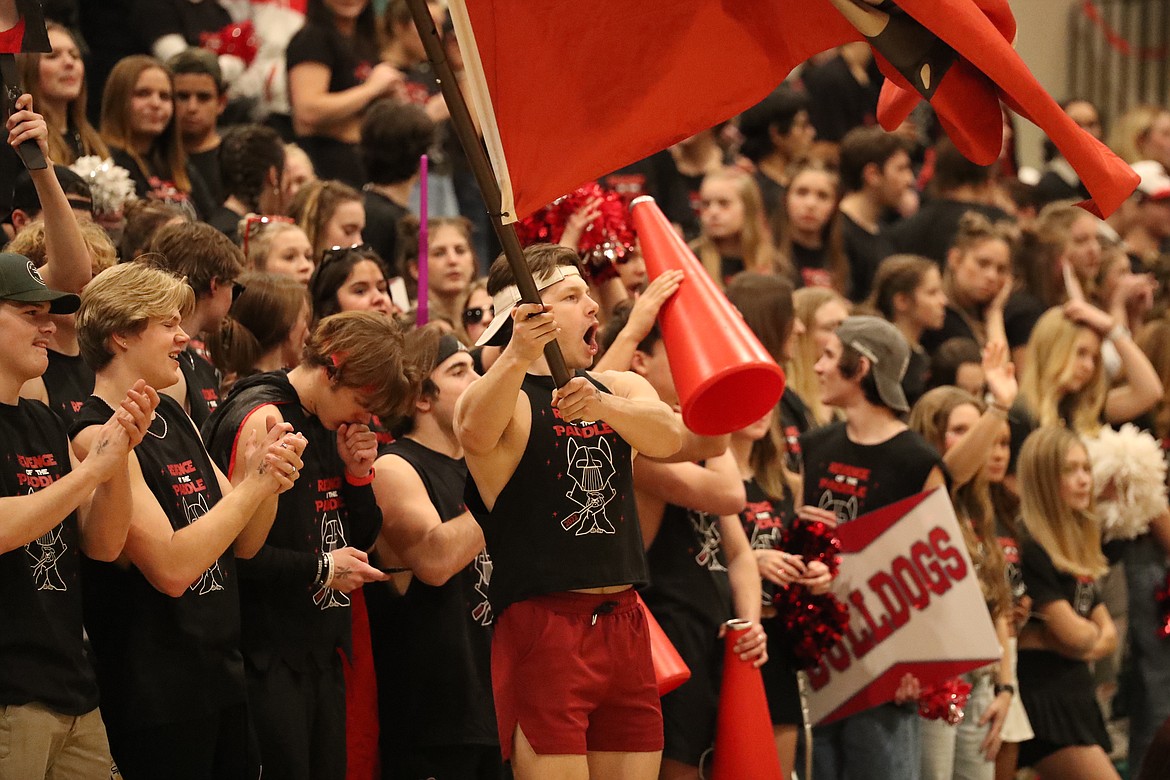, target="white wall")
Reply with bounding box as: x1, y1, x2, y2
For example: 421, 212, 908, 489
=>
1011, 0, 1079, 171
